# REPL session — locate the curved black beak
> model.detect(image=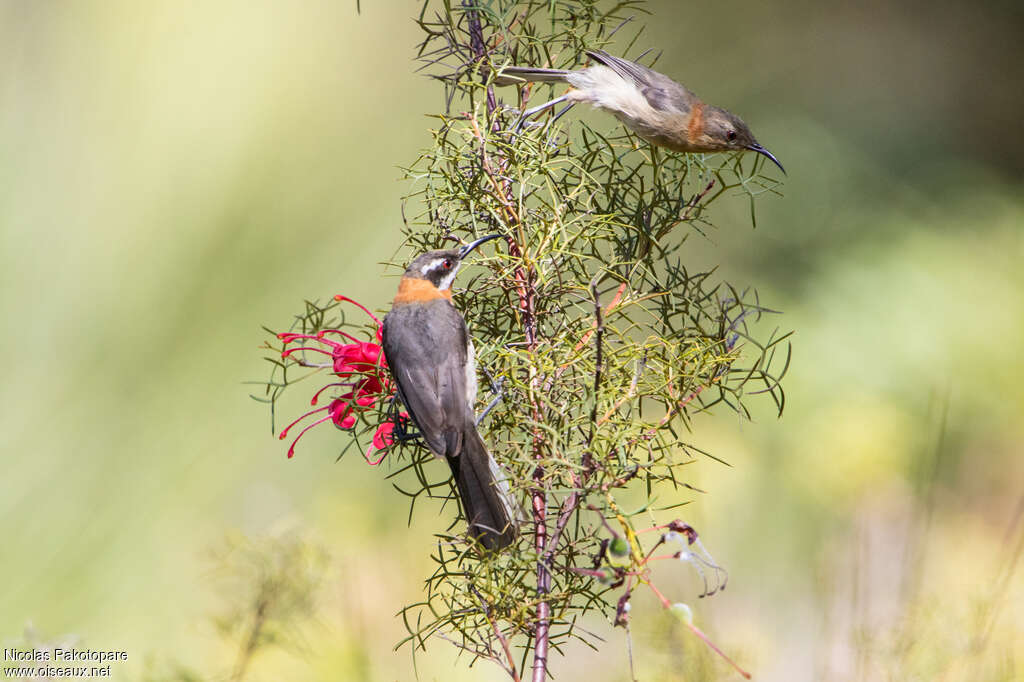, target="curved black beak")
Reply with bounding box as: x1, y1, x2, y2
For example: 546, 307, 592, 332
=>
458, 233, 504, 259
748, 143, 786, 175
